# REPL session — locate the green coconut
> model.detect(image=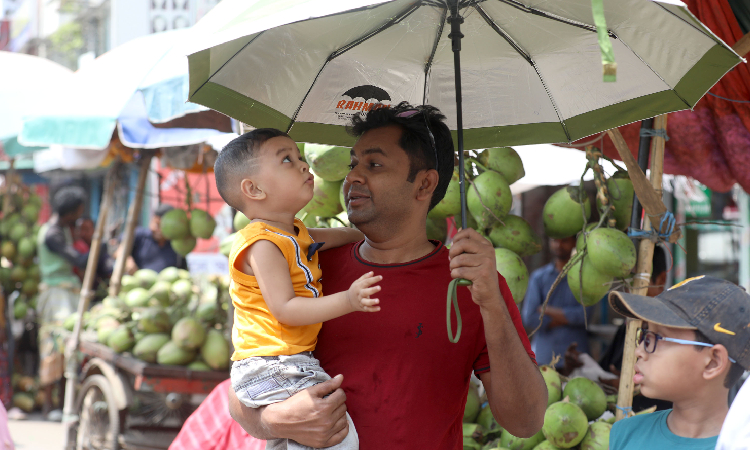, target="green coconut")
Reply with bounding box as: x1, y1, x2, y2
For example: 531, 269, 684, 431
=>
21, 204, 39, 224
220, 232, 237, 257
63, 313, 77, 332
467, 171, 512, 230
189, 208, 217, 239
21, 279, 37, 296
170, 279, 193, 304
1, 242, 16, 260
125, 288, 151, 308
107, 325, 135, 353
9, 223, 27, 242
134, 268, 159, 290
172, 317, 206, 350
17, 237, 35, 259
148, 280, 172, 307
541, 365, 563, 406
579, 422, 611, 450
477, 405, 503, 441
494, 248, 529, 304
13, 393, 35, 414
533, 441, 563, 450
303, 144, 350, 182
302, 173, 343, 218
171, 237, 197, 257
543, 186, 591, 239
160, 208, 190, 240
137, 308, 171, 334
488, 215, 542, 257
13, 301, 28, 320
10, 266, 26, 283
201, 329, 231, 370
233, 212, 251, 231
26, 265, 40, 282
187, 360, 212, 371
121, 274, 140, 293
157, 341, 196, 366
586, 228, 636, 278
567, 256, 613, 307
597, 171, 633, 231
463, 385, 481, 423
428, 169, 461, 219
133, 333, 170, 363
426, 216, 448, 243
542, 400, 589, 449
158, 266, 182, 284
477, 147, 526, 184
499, 429, 545, 450
562, 377, 607, 421
196, 302, 218, 323
575, 223, 598, 253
